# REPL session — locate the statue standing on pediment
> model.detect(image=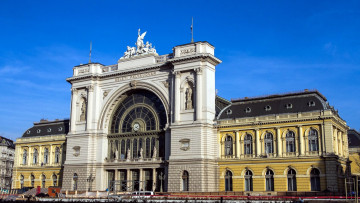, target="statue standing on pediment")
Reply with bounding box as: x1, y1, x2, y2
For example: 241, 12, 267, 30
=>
136, 29, 147, 55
